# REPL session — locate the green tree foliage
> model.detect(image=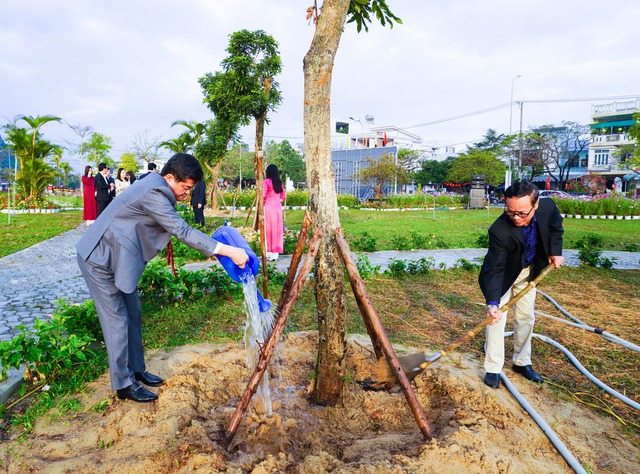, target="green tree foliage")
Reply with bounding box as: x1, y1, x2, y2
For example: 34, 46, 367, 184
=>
79, 132, 114, 168
118, 152, 139, 173
265, 139, 306, 186
3, 115, 61, 198
346, 0, 402, 32
626, 111, 640, 169
413, 156, 455, 187
220, 143, 254, 183
448, 150, 506, 186
356, 154, 410, 198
